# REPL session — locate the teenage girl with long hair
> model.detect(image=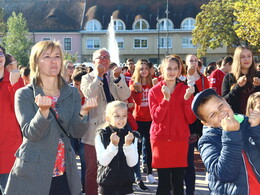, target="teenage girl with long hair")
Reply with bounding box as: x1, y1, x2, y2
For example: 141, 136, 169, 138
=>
222, 46, 260, 115
148, 57, 195, 195
185, 54, 209, 195
129, 59, 157, 184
